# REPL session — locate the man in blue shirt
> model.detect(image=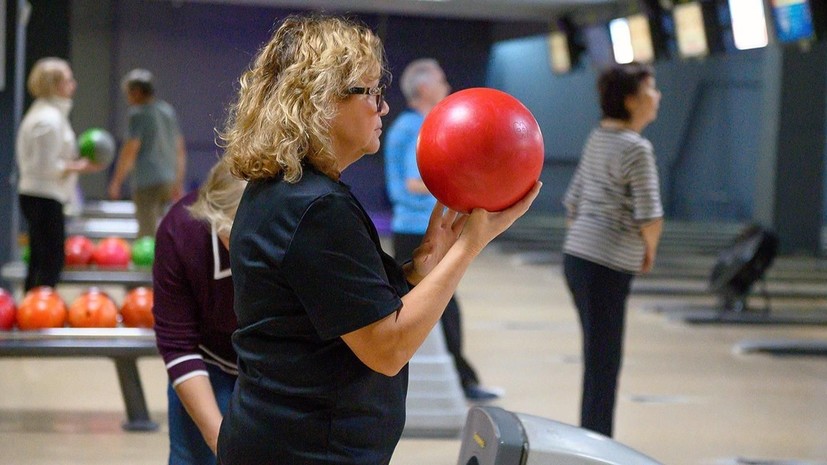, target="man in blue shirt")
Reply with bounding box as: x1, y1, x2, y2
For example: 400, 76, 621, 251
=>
384, 58, 500, 402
